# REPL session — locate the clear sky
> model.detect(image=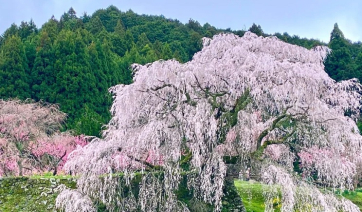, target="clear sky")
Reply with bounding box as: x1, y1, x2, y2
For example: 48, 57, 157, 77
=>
0, 0, 361, 43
